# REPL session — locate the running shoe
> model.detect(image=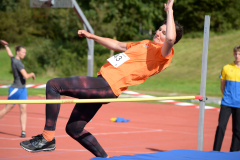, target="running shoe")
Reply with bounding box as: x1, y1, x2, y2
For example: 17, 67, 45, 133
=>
21, 131, 26, 138
20, 134, 56, 153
